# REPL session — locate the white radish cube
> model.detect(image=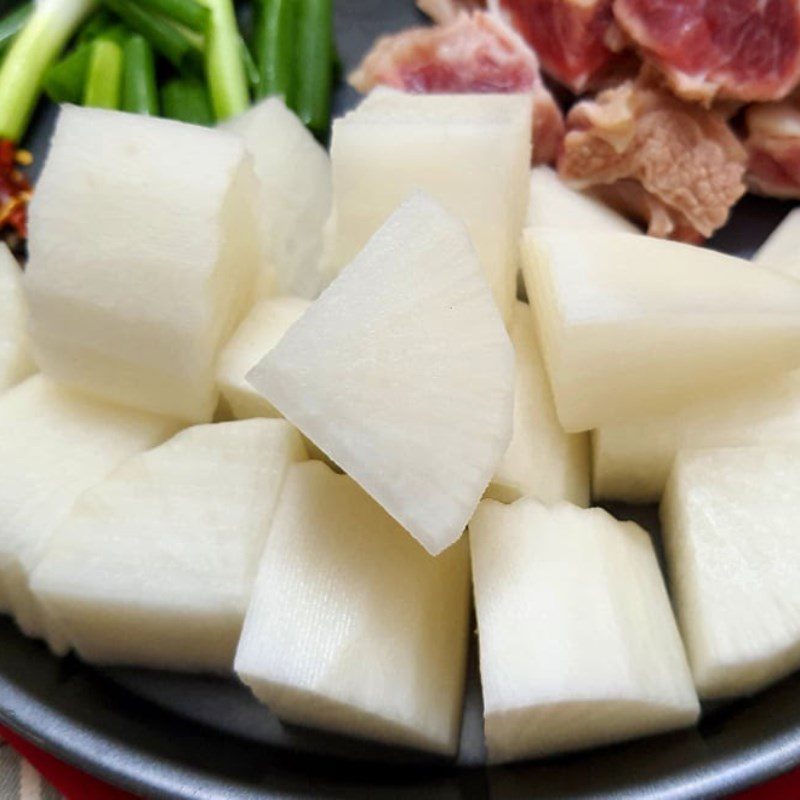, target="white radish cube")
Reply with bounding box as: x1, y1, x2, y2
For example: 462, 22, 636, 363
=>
217, 296, 310, 419
470, 498, 699, 763
324, 92, 532, 323
25, 105, 259, 422
31, 420, 305, 671
235, 460, 471, 755
527, 166, 639, 233
0, 375, 179, 644
662, 446, 800, 699
488, 301, 589, 506
247, 193, 514, 555
754, 208, 800, 279
593, 371, 800, 502
521, 229, 800, 432
222, 97, 332, 298
0, 243, 35, 392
